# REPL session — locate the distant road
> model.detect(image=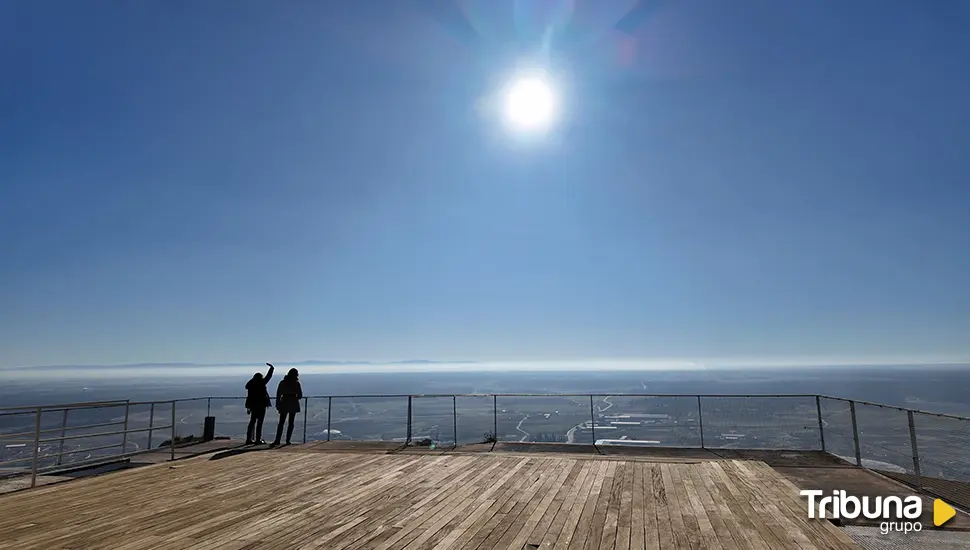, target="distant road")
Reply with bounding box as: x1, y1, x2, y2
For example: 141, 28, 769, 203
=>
566, 423, 583, 444
515, 415, 530, 442
599, 396, 613, 413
